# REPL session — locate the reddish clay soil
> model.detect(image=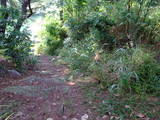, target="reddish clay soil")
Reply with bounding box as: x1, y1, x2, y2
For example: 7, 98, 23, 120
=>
0, 55, 102, 120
